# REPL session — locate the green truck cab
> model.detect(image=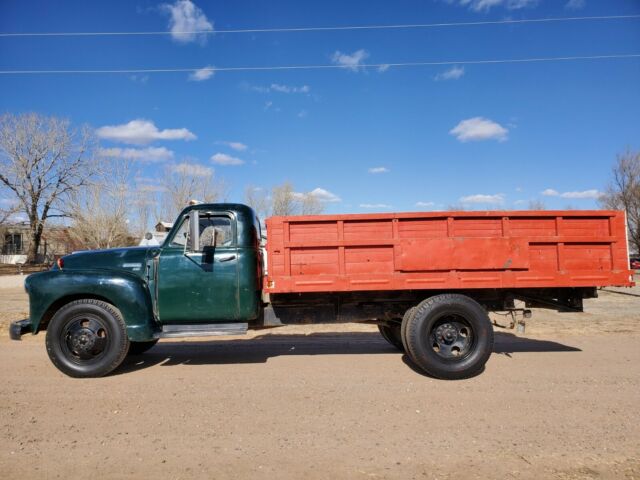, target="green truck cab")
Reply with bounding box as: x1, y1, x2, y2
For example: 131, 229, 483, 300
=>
11, 203, 264, 377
